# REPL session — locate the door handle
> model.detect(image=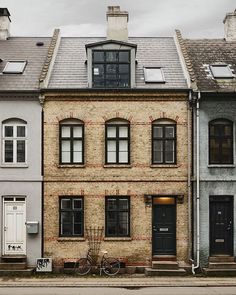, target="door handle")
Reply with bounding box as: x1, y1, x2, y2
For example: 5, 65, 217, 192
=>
153, 226, 157, 232
4, 226, 7, 231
